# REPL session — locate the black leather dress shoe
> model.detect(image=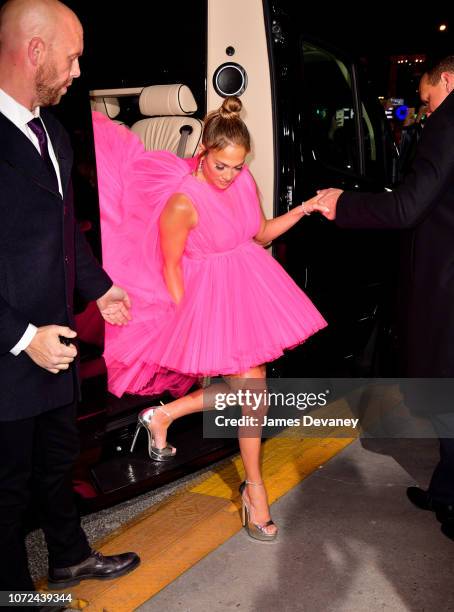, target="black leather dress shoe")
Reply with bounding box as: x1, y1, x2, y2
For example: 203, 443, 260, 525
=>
441, 521, 454, 541
406, 486, 434, 511
48, 550, 140, 589
407, 486, 454, 520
